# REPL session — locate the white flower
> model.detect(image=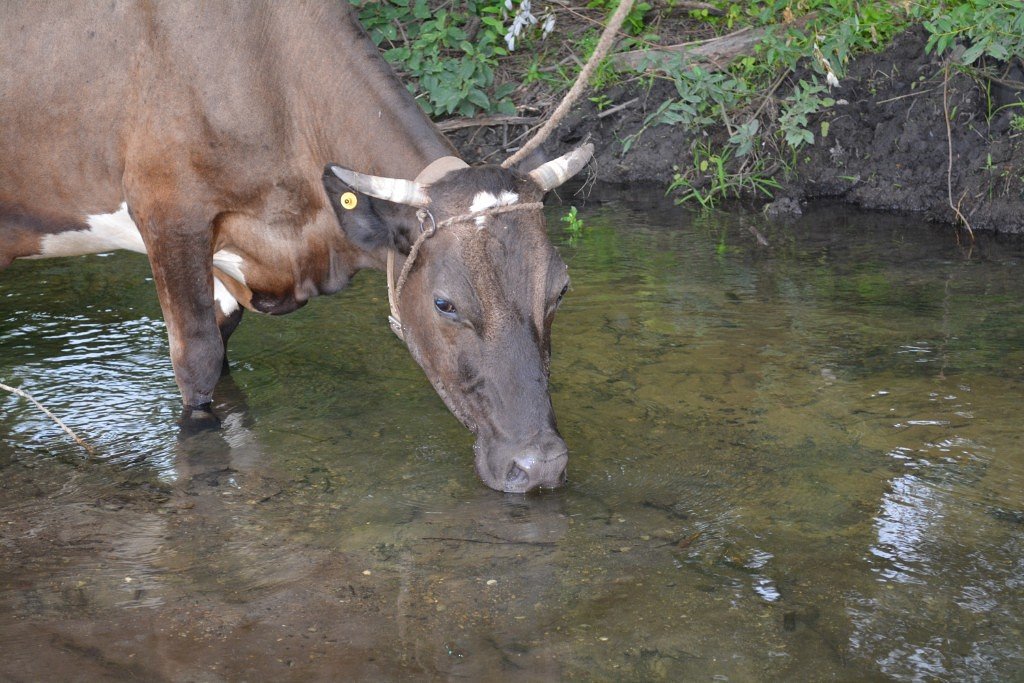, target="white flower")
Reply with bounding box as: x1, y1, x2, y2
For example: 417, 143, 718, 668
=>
503, 0, 540, 52
812, 40, 840, 89
542, 13, 556, 37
